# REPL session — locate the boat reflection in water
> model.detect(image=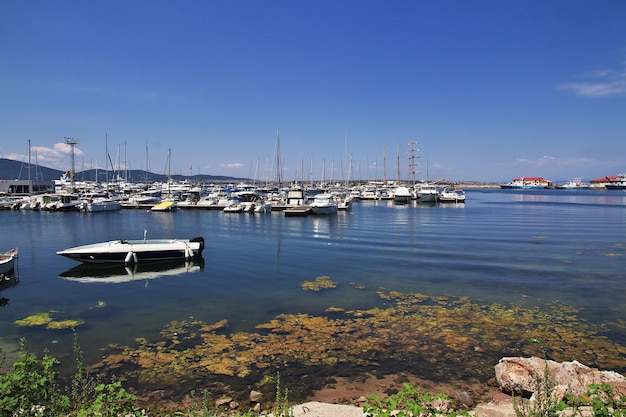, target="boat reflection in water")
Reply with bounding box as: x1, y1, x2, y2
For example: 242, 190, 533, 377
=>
0, 269, 20, 307
59, 259, 204, 284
